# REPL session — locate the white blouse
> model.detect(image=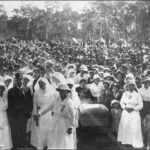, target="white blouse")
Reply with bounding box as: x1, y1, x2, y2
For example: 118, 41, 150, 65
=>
138, 87, 150, 102
89, 82, 104, 97
120, 91, 143, 111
